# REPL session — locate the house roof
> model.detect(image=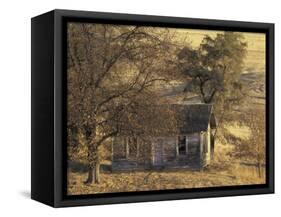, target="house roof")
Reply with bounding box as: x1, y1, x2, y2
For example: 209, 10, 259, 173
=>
171, 104, 215, 134
117, 103, 216, 137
